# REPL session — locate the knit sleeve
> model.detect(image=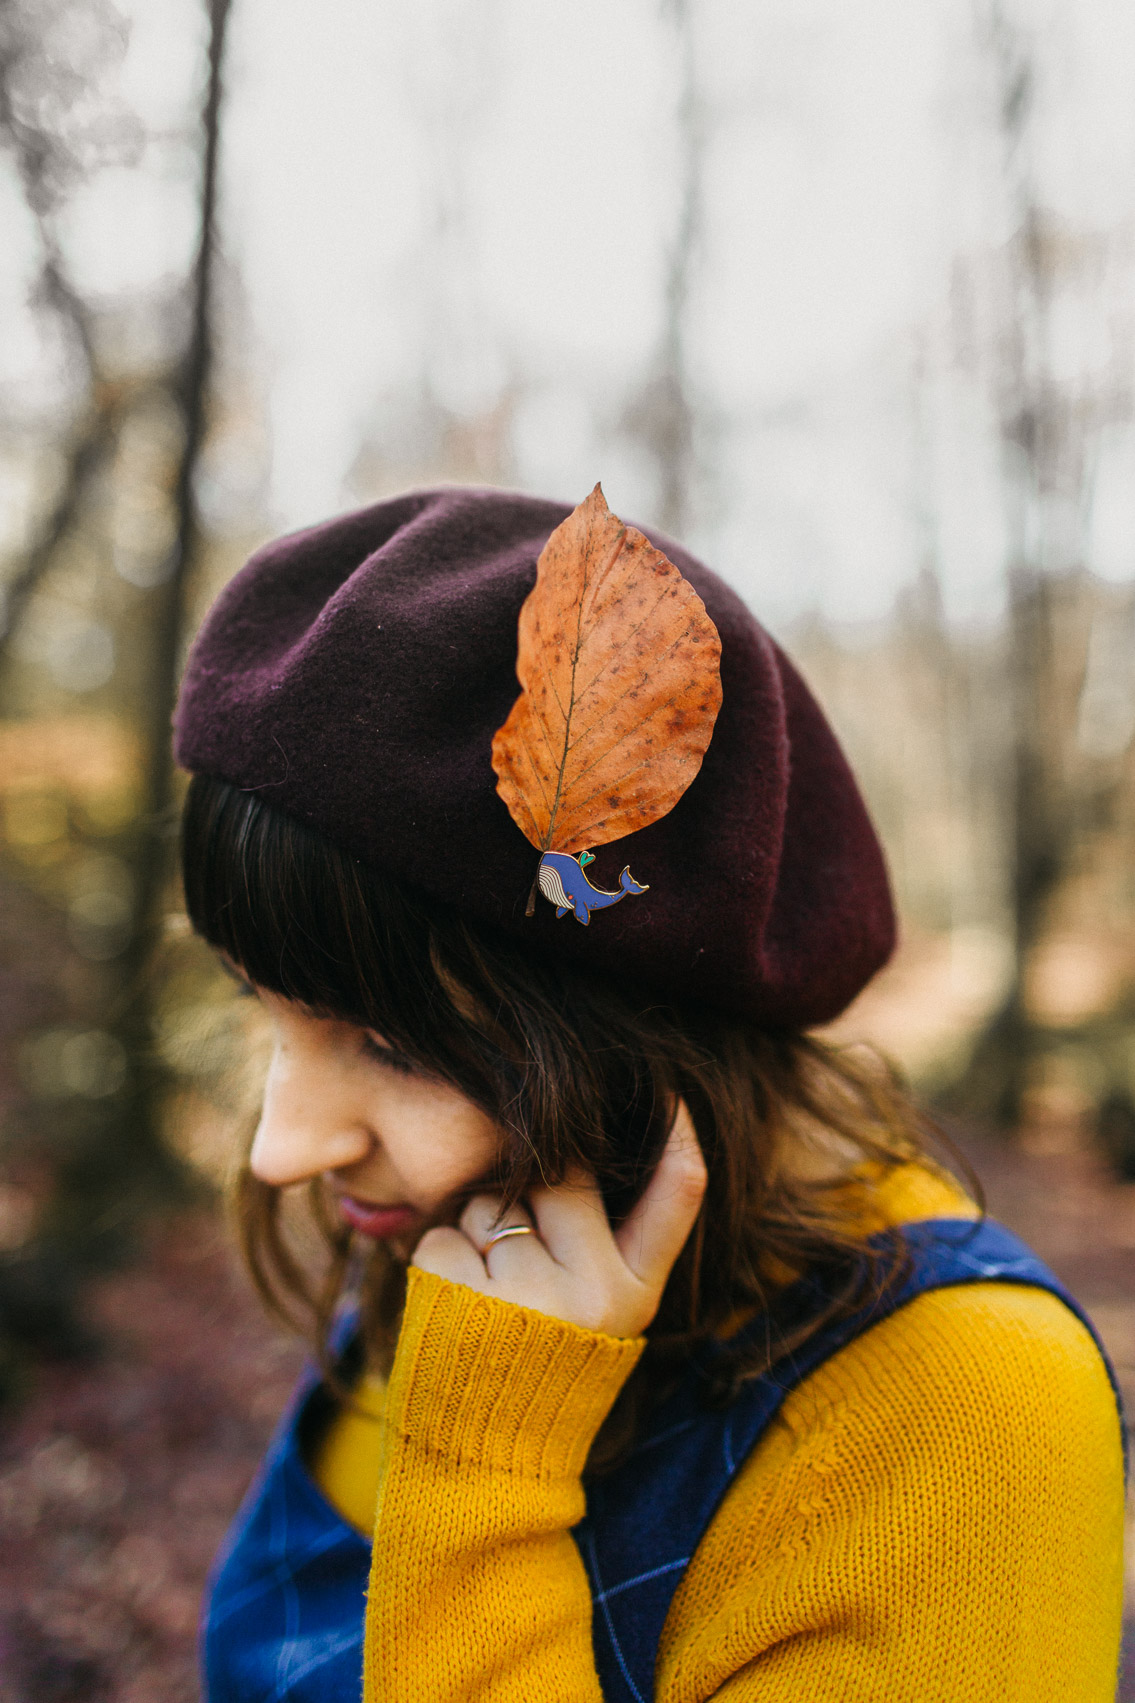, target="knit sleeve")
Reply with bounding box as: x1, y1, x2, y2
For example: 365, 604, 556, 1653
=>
361, 1265, 642, 1703
657, 1282, 1125, 1702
